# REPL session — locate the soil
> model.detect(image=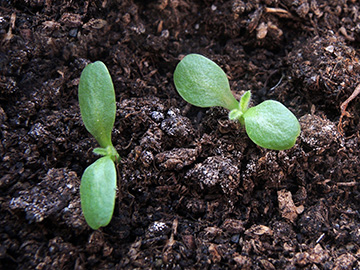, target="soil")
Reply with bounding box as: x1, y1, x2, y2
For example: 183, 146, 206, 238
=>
1, 0, 360, 269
